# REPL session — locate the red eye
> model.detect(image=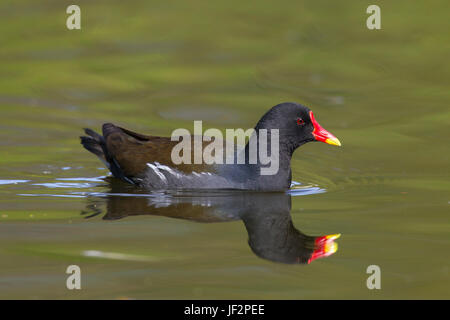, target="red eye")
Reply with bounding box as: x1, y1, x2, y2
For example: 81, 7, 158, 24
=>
297, 118, 305, 126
